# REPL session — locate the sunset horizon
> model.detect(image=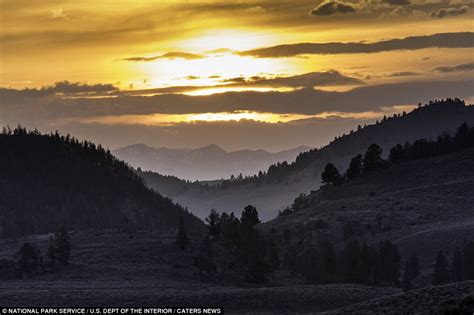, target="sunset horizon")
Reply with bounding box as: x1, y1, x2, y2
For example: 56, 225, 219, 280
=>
2, 0, 473, 151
